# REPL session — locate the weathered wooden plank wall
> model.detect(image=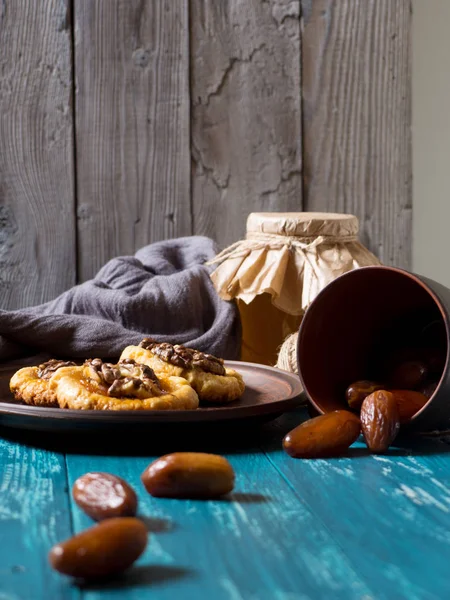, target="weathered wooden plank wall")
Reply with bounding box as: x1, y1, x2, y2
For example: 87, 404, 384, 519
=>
74, 0, 191, 281
190, 0, 303, 247
0, 0, 412, 309
301, 0, 412, 267
0, 0, 76, 309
